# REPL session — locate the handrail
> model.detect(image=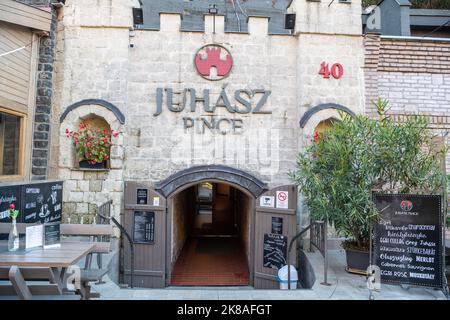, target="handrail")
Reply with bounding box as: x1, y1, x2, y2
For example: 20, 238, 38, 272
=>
286, 220, 329, 289
97, 212, 135, 289
286, 224, 312, 289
